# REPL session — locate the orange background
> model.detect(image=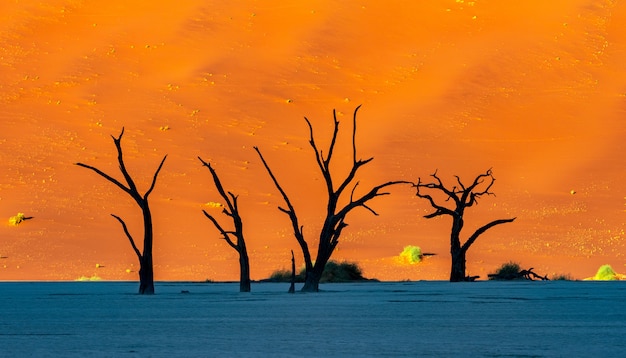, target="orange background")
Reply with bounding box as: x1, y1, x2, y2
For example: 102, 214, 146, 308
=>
1, 0, 625, 281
